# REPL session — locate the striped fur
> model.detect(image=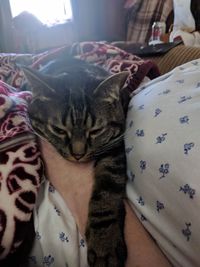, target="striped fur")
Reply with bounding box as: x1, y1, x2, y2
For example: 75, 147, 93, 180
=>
23, 58, 129, 267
